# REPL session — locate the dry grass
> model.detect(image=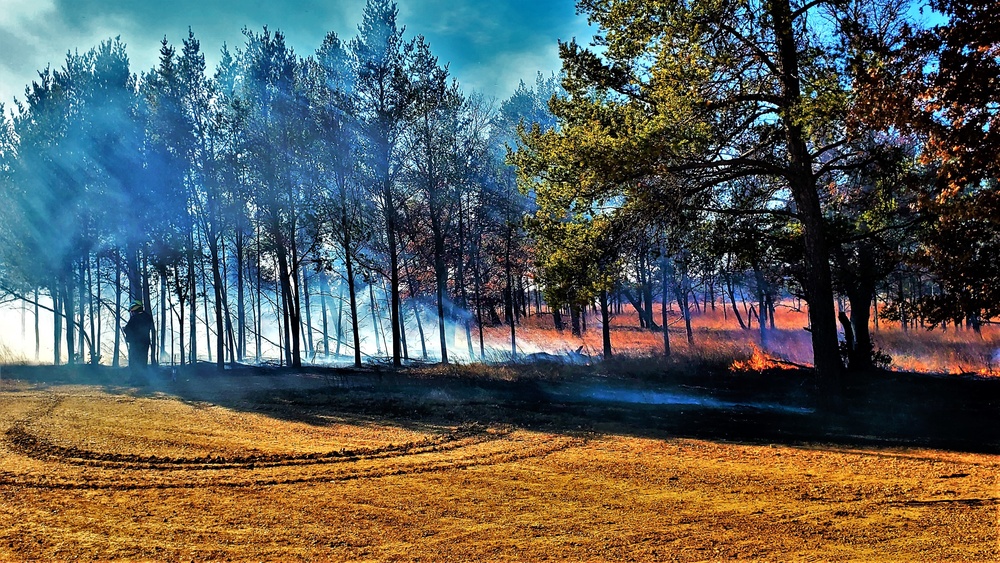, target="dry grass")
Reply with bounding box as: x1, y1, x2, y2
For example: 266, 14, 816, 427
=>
493, 304, 1000, 375
0, 370, 997, 561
